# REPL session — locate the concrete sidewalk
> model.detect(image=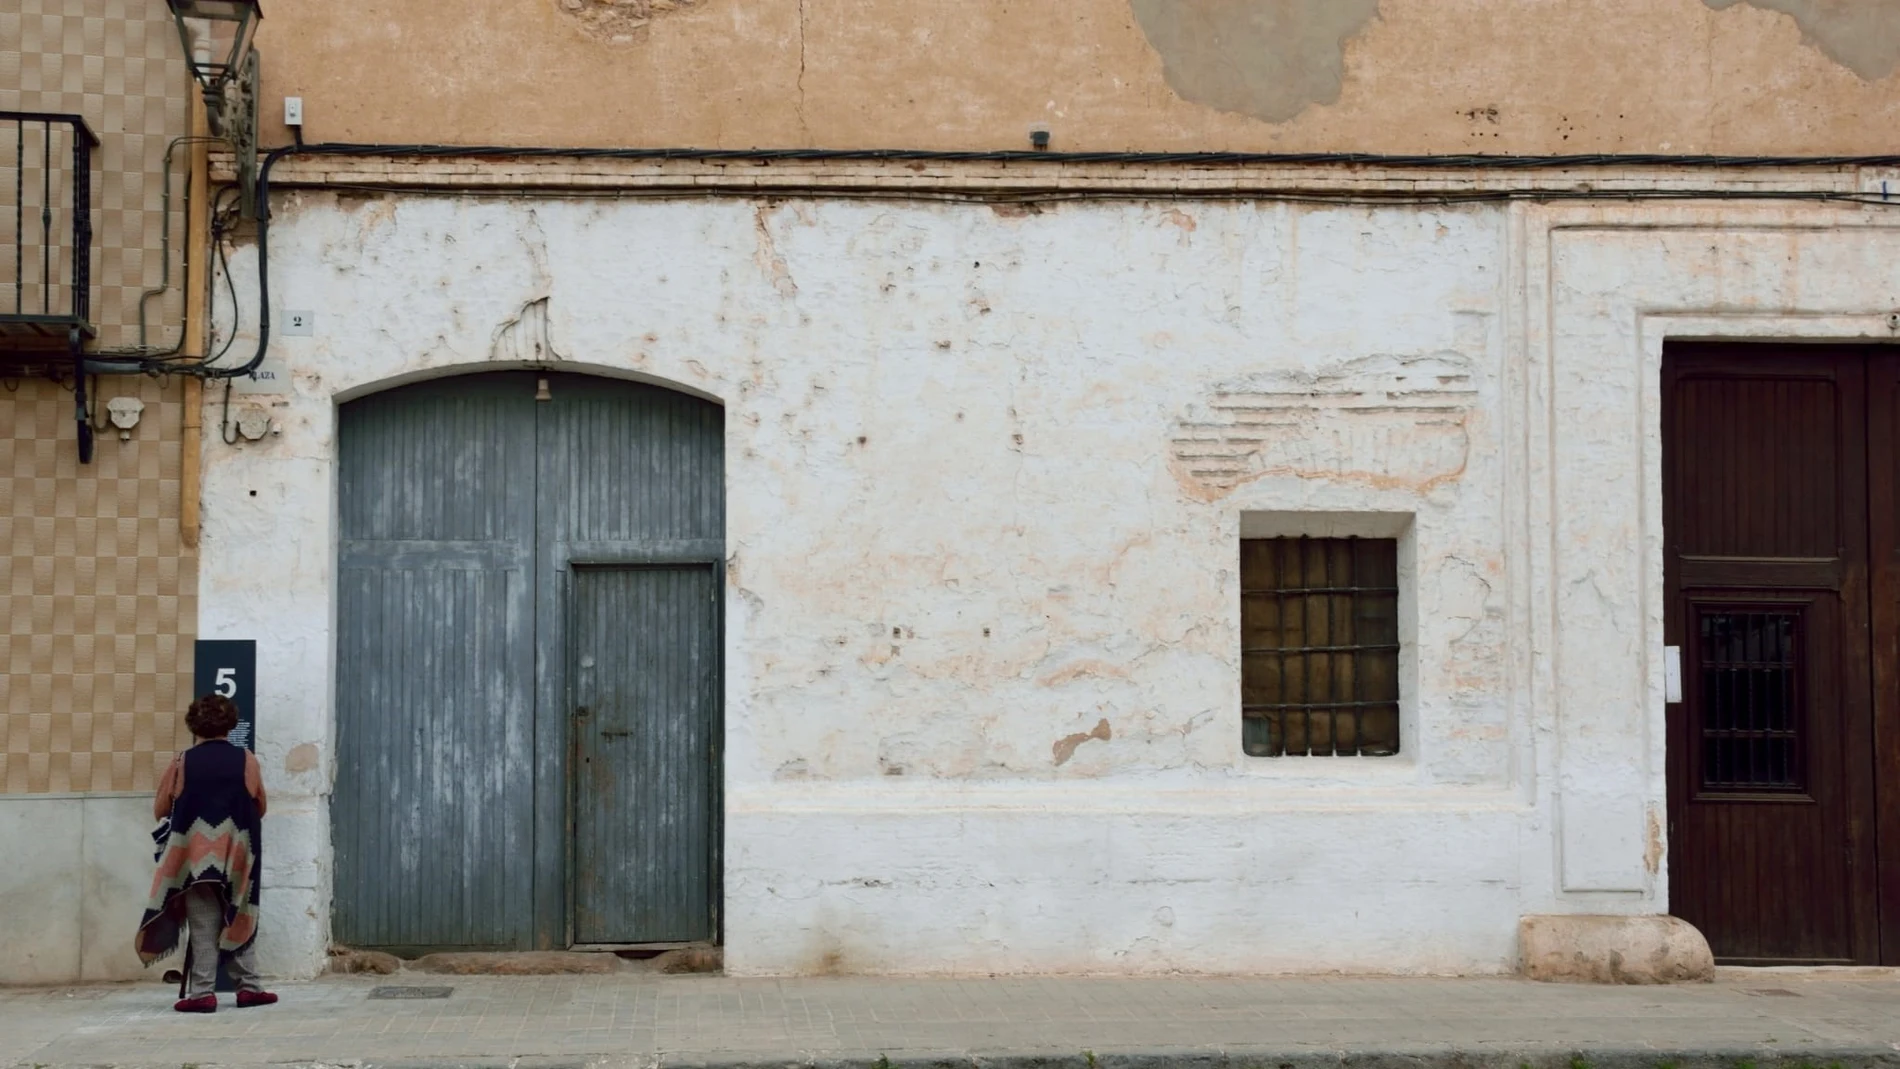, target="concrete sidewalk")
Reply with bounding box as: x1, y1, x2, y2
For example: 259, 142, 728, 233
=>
5, 970, 1900, 1069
